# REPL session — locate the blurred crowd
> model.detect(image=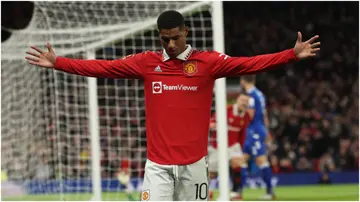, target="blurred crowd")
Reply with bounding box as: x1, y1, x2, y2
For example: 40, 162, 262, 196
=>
2, 2, 358, 181
224, 2, 358, 173
36, 75, 147, 180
